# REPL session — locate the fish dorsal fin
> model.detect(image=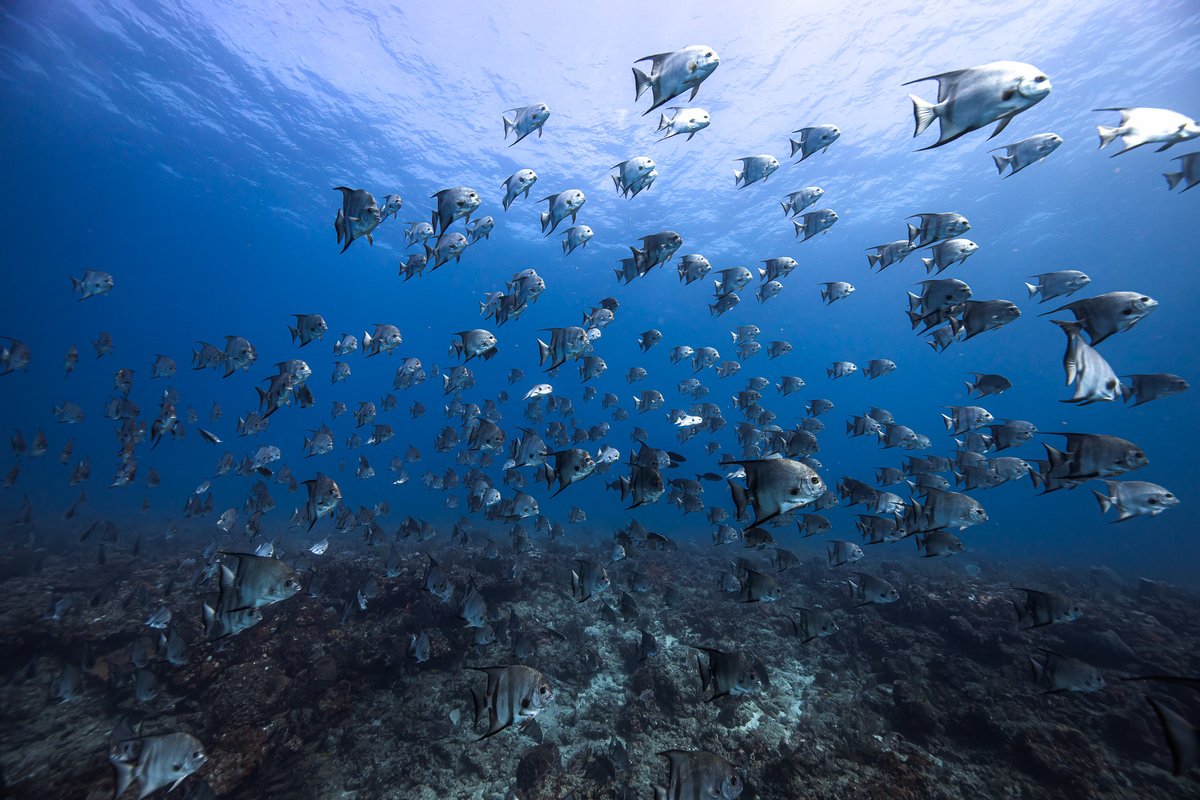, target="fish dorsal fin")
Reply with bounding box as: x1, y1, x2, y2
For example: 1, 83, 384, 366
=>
634, 52, 676, 72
